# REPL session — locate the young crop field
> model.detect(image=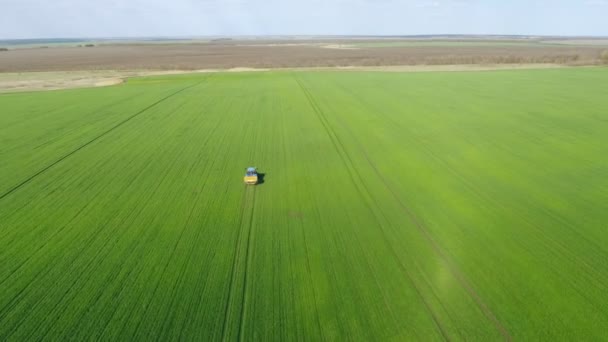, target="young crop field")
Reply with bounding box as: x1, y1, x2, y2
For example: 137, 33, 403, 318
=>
1, 68, 608, 340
